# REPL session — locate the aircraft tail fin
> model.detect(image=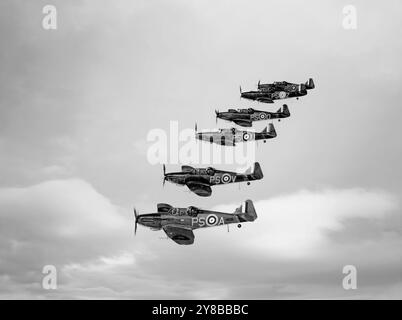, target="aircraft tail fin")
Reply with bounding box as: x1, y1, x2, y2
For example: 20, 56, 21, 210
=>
252, 162, 263, 180
305, 78, 315, 89
281, 104, 290, 116
235, 200, 257, 222
265, 123, 277, 137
